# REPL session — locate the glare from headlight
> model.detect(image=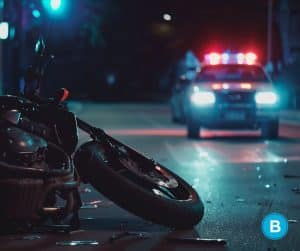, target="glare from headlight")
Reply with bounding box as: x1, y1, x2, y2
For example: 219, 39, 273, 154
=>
190, 91, 216, 106
255, 91, 278, 105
